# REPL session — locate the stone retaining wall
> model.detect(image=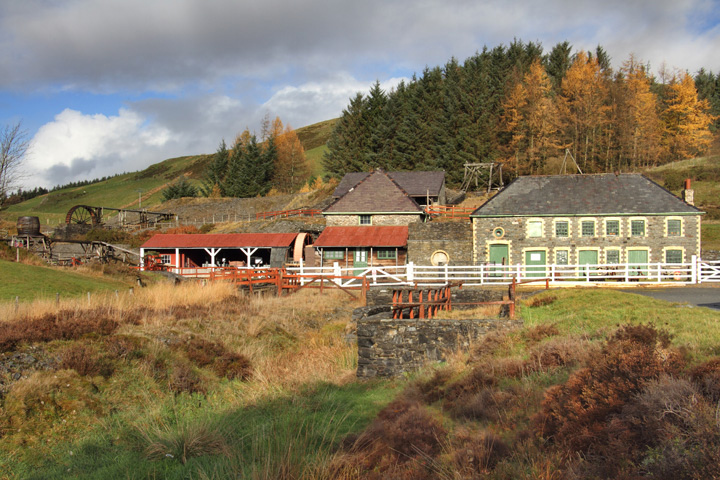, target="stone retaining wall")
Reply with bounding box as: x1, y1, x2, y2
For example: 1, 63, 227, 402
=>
356, 316, 521, 377
407, 222, 473, 265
